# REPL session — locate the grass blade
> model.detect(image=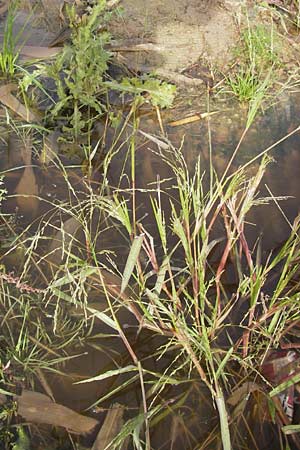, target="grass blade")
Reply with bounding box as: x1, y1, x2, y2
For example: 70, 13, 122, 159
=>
121, 234, 144, 293
76, 365, 138, 384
